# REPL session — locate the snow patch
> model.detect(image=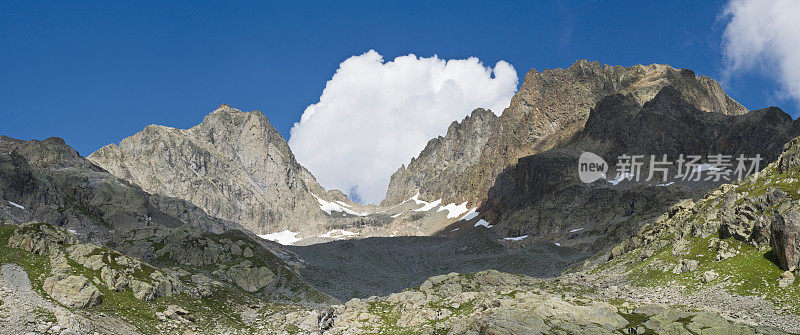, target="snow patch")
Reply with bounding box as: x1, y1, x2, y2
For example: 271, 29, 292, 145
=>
607, 172, 633, 186
67, 229, 77, 235
474, 219, 493, 228
570, 228, 584, 233
258, 230, 301, 245
311, 193, 367, 216
390, 213, 401, 218
437, 202, 470, 219
656, 181, 675, 187
7, 201, 24, 209
503, 235, 528, 241
335, 201, 353, 208
554, 242, 561, 247
411, 193, 442, 212
460, 208, 479, 221
319, 229, 359, 239
693, 164, 725, 173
